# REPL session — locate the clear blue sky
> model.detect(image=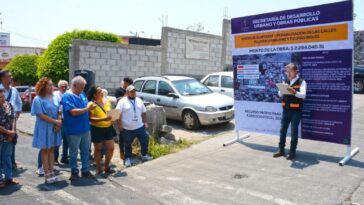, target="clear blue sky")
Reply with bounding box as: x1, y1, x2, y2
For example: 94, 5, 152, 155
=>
1, 0, 363, 48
